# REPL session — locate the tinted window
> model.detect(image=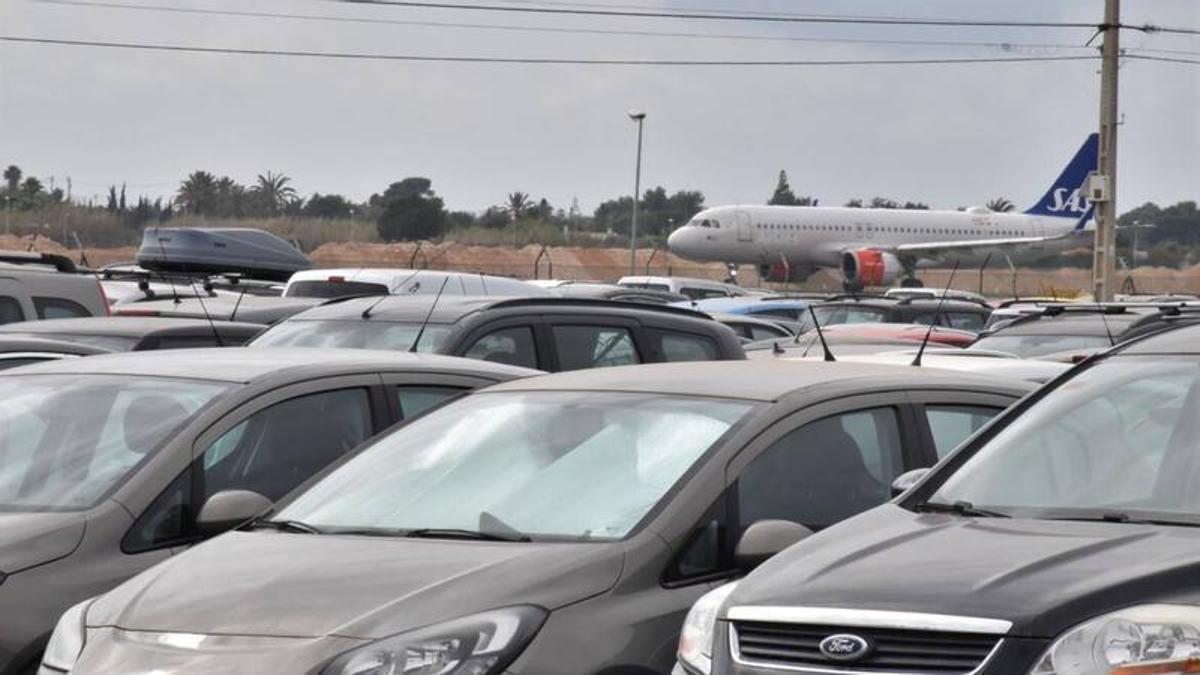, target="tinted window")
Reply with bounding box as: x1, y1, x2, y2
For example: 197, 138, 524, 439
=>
660, 332, 720, 362
755, 308, 802, 321
200, 388, 372, 502
284, 280, 389, 299
123, 469, 191, 552
144, 334, 246, 350
0, 297, 24, 324
925, 405, 1002, 458
739, 407, 903, 530
463, 326, 538, 369
944, 312, 986, 332
682, 288, 729, 301
552, 325, 639, 371
0, 357, 55, 370
34, 297, 92, 319
748, 325, 788, 341
394, 385, 464, 419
